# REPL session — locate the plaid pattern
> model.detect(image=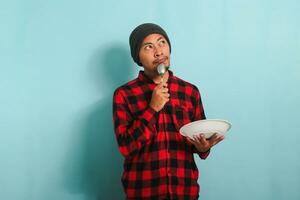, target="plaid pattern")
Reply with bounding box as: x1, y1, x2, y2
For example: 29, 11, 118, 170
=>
112, 70, 210, 200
